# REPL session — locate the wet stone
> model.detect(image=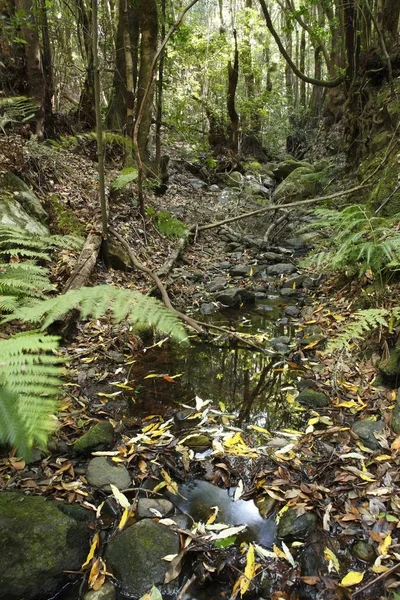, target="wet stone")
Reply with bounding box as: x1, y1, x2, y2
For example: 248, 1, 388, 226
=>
200, 303, 217, 316
297, 388, 329, 408
266, 263, 297, 276
74, 421, 114, 454
285, 306, 301, 318
353, 541, 376, 563
206, 277, 226, 292
209, 184, 220, 192
254, 291, 267, 299
86, 457, 131, 491
254, 304, 274, 314
280, 287, 301, 297
215, 288, 256, 307
215, 261, 231, 269
84, 581, 116, 600
136, 498, 174, 519
277, 508, 317, 540
352, 420, 385, 450
230, 264, 252, 277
